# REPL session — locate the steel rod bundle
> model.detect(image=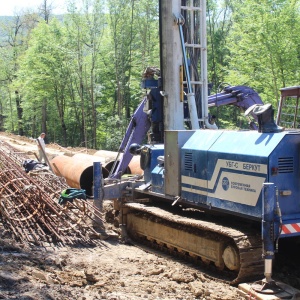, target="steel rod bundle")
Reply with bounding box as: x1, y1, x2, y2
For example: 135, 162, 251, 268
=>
0, 140, 106, 247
